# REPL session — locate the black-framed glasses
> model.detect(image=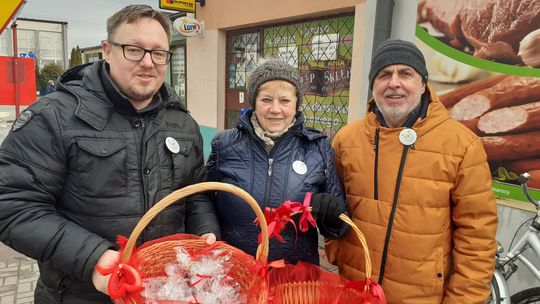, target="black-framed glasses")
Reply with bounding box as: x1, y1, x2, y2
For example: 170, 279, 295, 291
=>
108, 41, 172, 65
